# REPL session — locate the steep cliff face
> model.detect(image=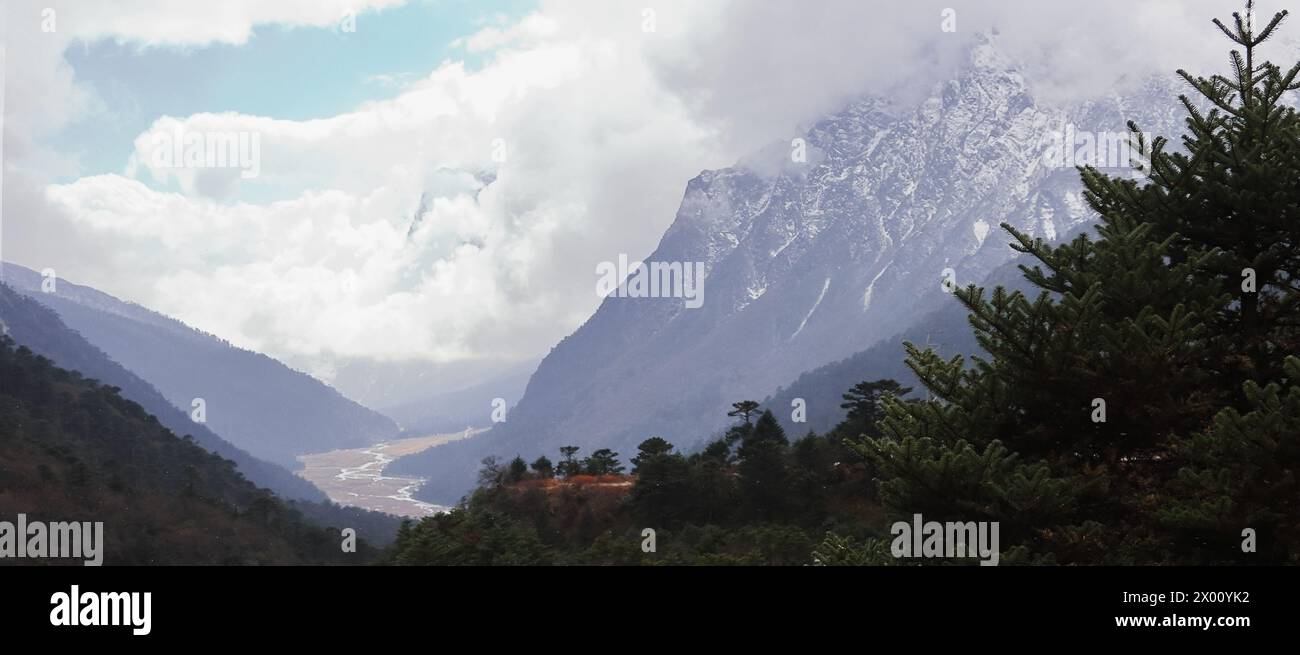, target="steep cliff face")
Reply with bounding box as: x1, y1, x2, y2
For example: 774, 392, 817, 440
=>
399, 34, 1191, 502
